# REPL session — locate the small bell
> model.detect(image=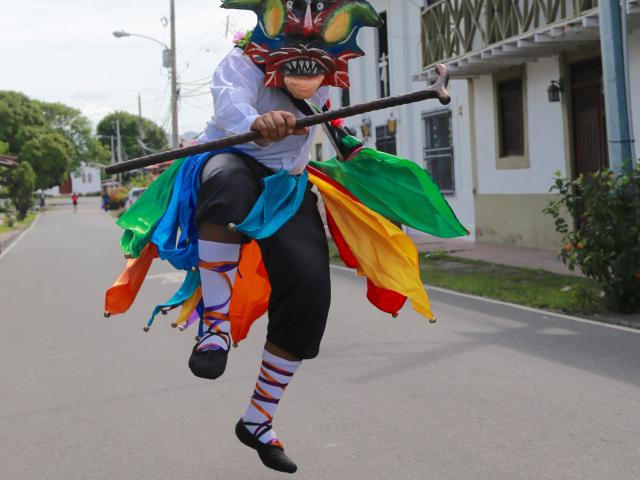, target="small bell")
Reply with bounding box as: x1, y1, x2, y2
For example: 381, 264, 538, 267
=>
171, 323, 178, 329
392, 313, 399, 319
124, 254, 133, 260
227, 223, 237, 232
429, 318, 437, 324
104, 312, 111, 319
143, 326, 150, 332
233, 343, 239, 349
